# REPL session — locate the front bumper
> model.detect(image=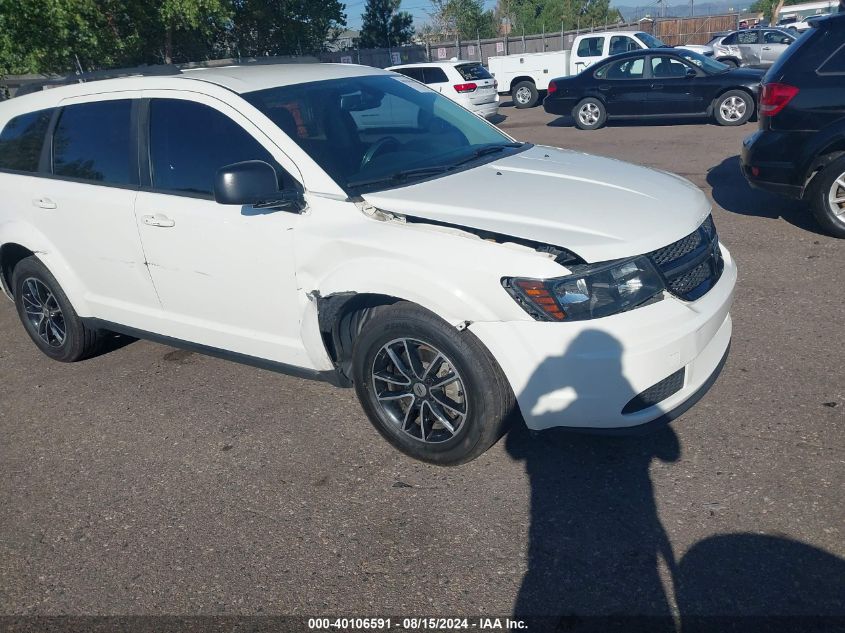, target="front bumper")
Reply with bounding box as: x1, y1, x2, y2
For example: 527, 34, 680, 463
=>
469, 245, 737, 431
